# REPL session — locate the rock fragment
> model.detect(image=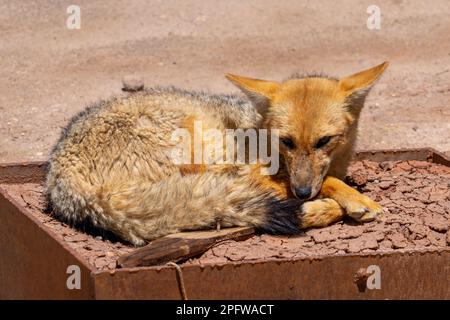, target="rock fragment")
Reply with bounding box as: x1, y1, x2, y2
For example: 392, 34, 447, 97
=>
122, 75, 144, 92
